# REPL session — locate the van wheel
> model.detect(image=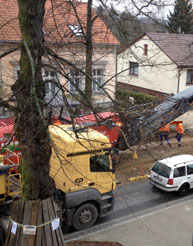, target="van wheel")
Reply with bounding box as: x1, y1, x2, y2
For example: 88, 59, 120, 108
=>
72, 203, 98, 231
178, 184, 189, 196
